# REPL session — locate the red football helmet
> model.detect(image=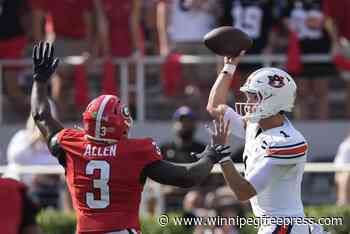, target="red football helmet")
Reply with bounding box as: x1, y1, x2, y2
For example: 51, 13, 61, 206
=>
82, 95, 132, 143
